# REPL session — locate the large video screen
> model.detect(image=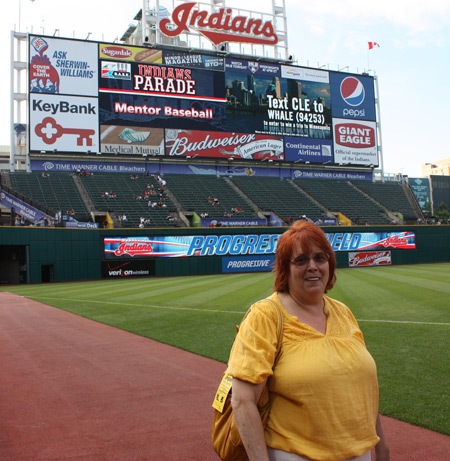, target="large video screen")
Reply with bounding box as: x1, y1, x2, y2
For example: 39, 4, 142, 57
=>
28, 35, 379, 167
